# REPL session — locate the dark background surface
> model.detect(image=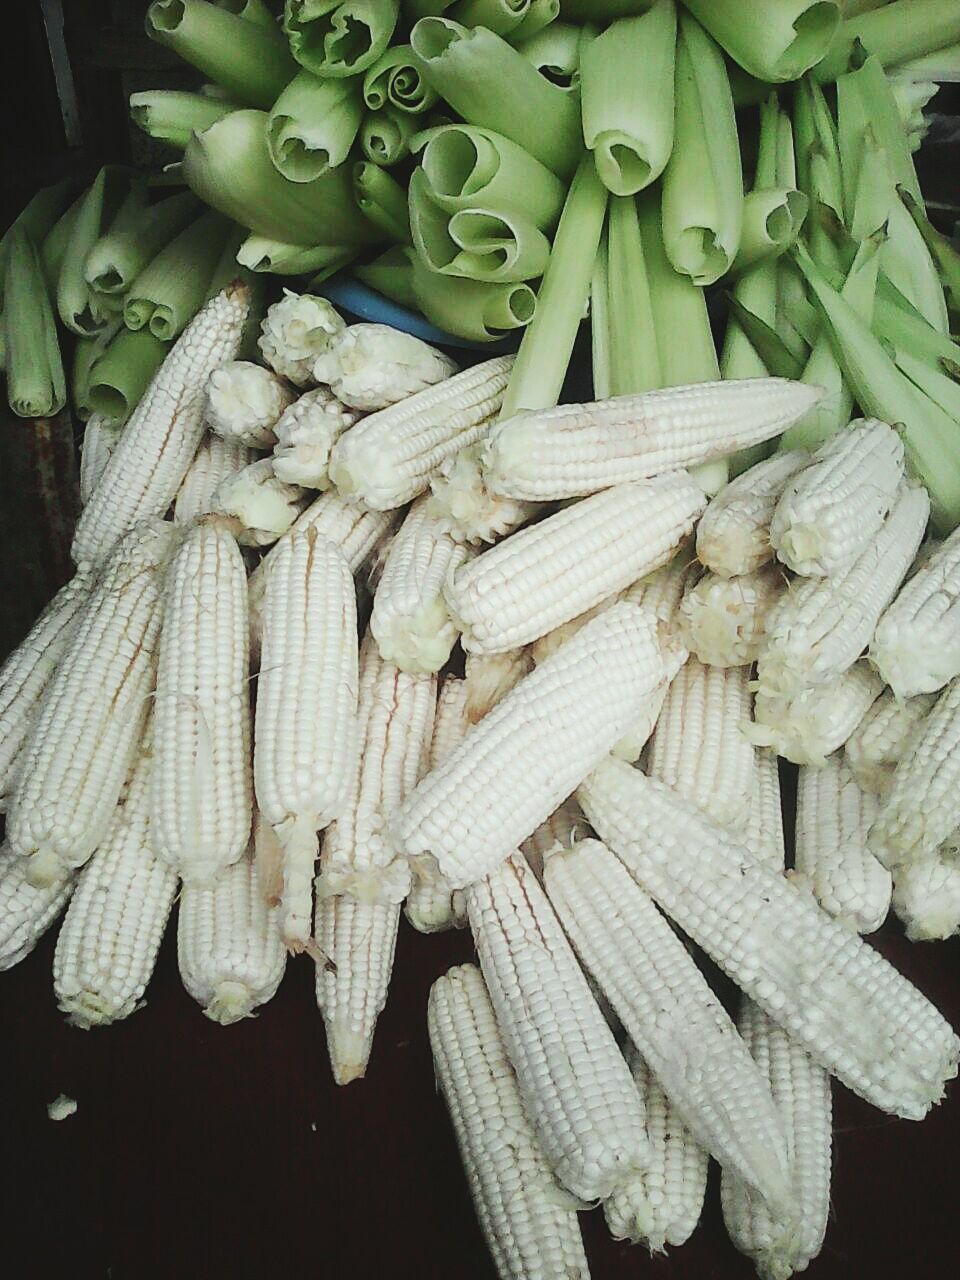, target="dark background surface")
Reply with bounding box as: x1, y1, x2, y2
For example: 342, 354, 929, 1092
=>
2, 4, 959, 1278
